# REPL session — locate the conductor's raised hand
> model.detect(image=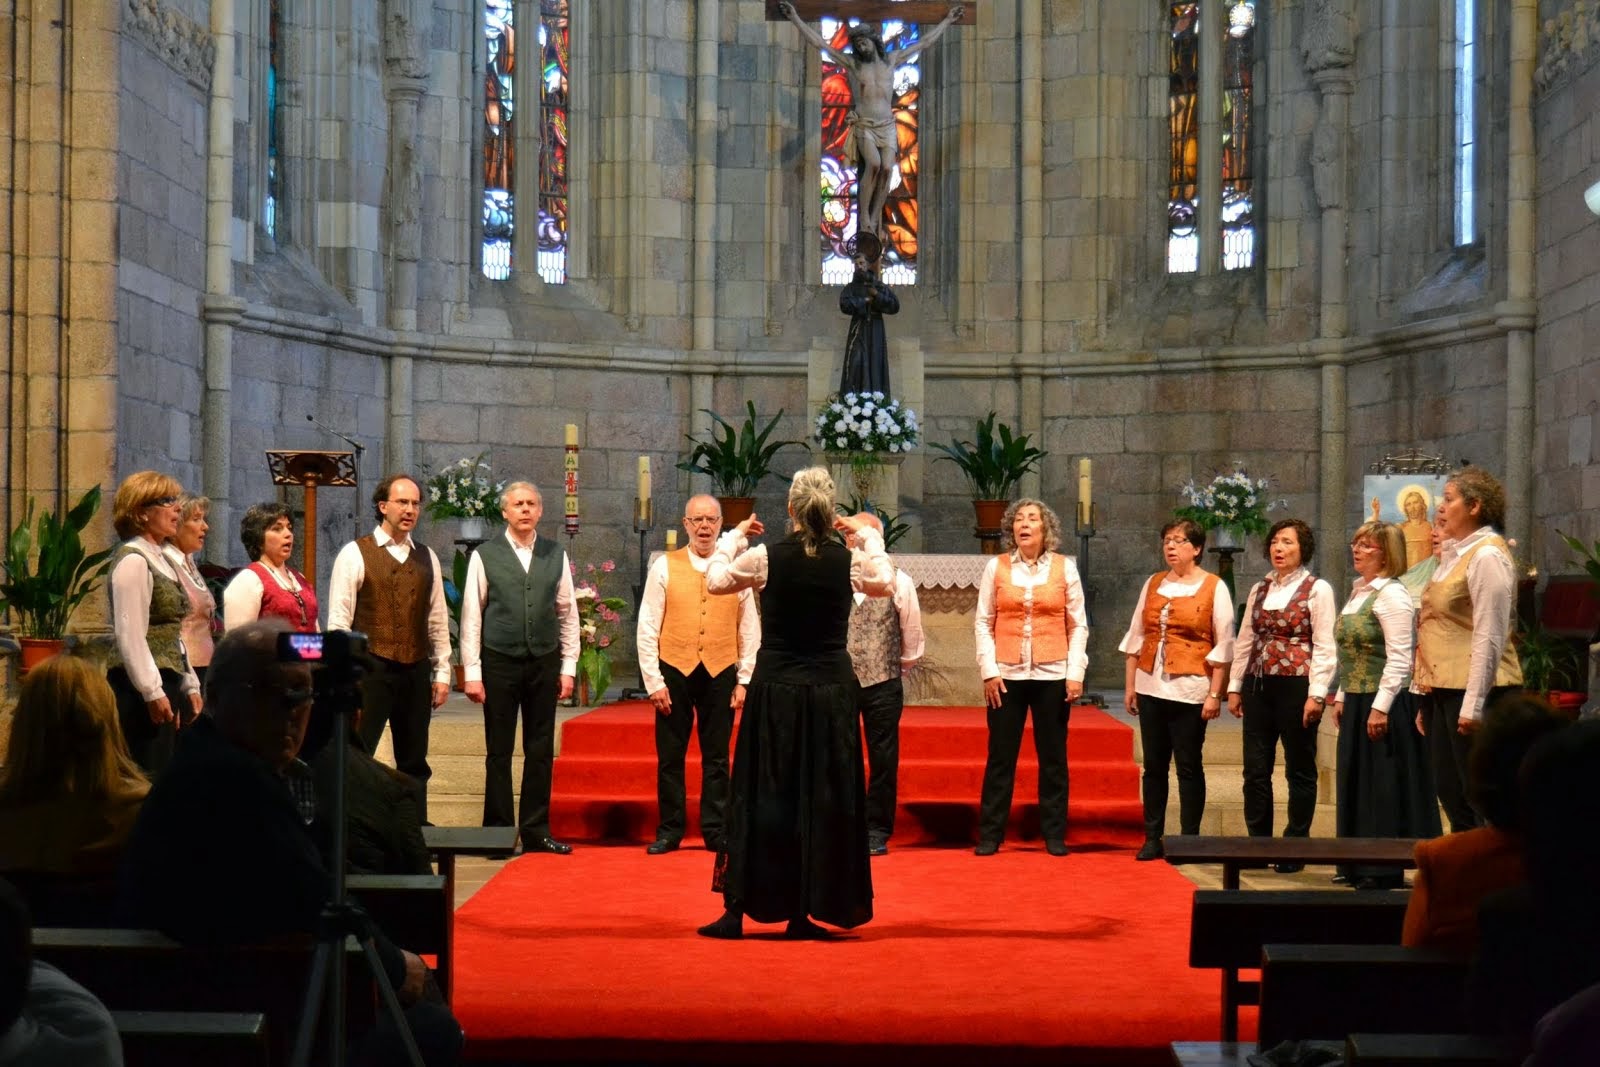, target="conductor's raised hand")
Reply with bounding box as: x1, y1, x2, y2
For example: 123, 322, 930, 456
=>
948, 3, 967, 22
735, 513, 763, 539
778, 1, 795, 17
833, 512, 873, 536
